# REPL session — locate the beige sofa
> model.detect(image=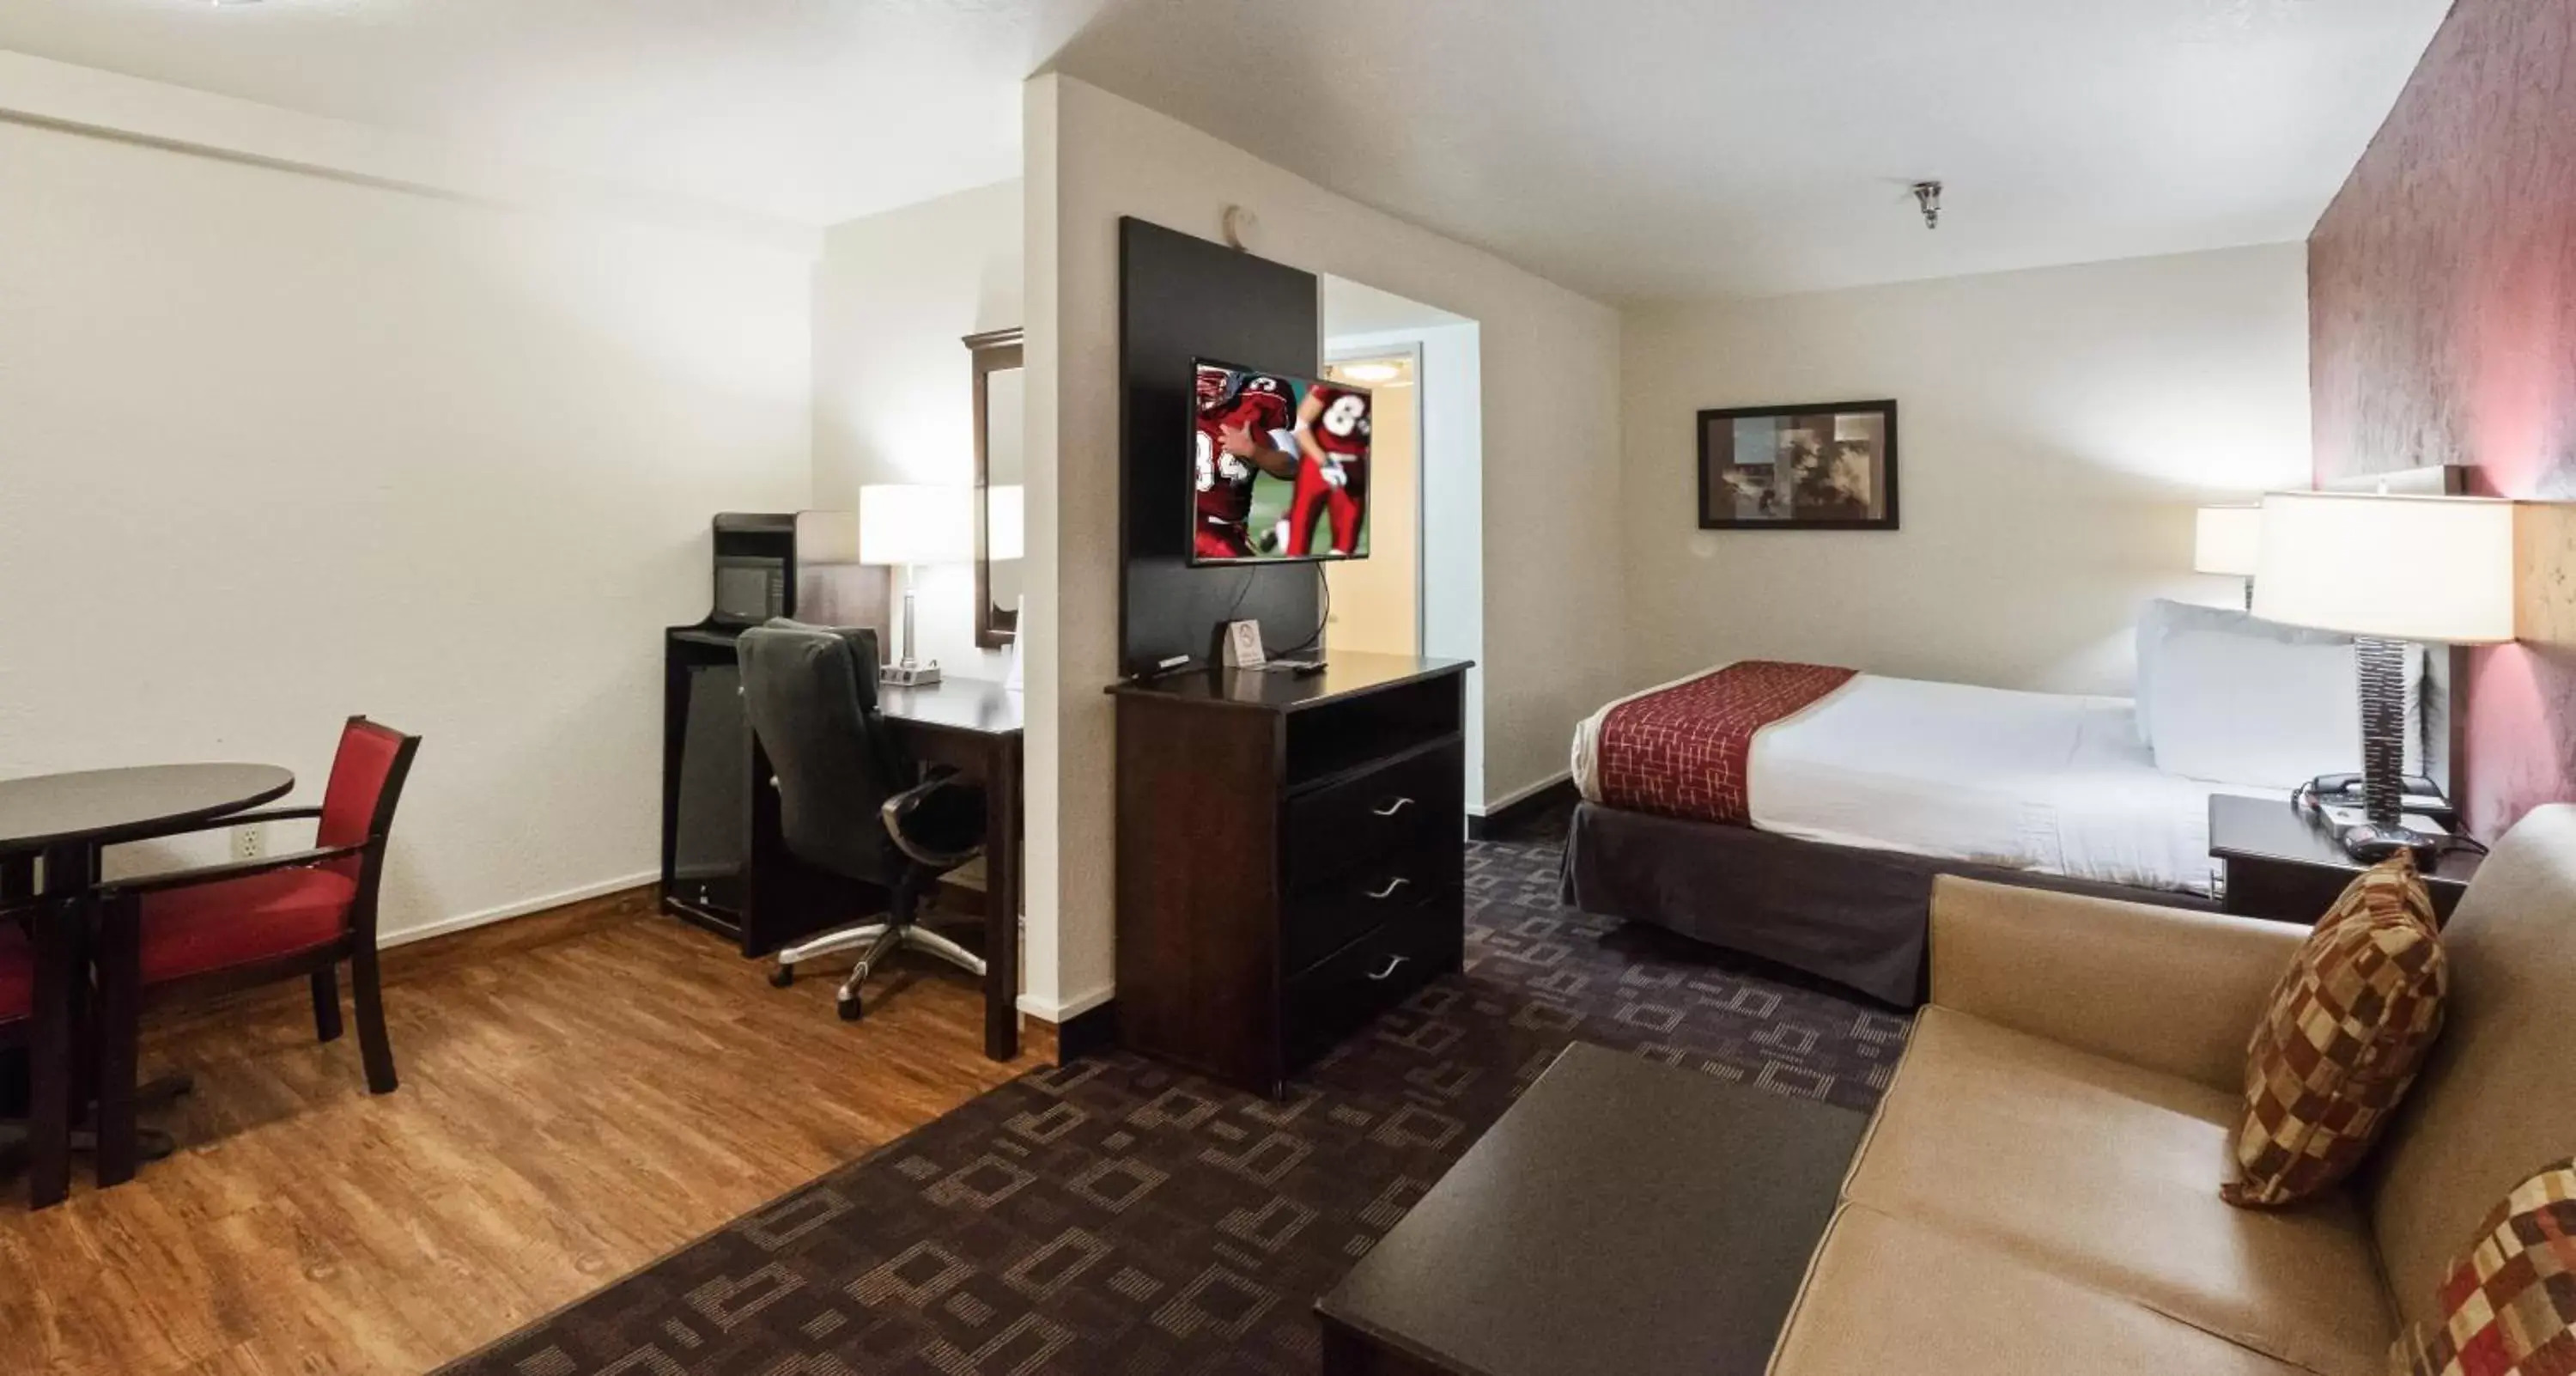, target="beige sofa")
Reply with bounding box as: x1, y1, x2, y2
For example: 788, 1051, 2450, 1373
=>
1768, 803, 2576, 1375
